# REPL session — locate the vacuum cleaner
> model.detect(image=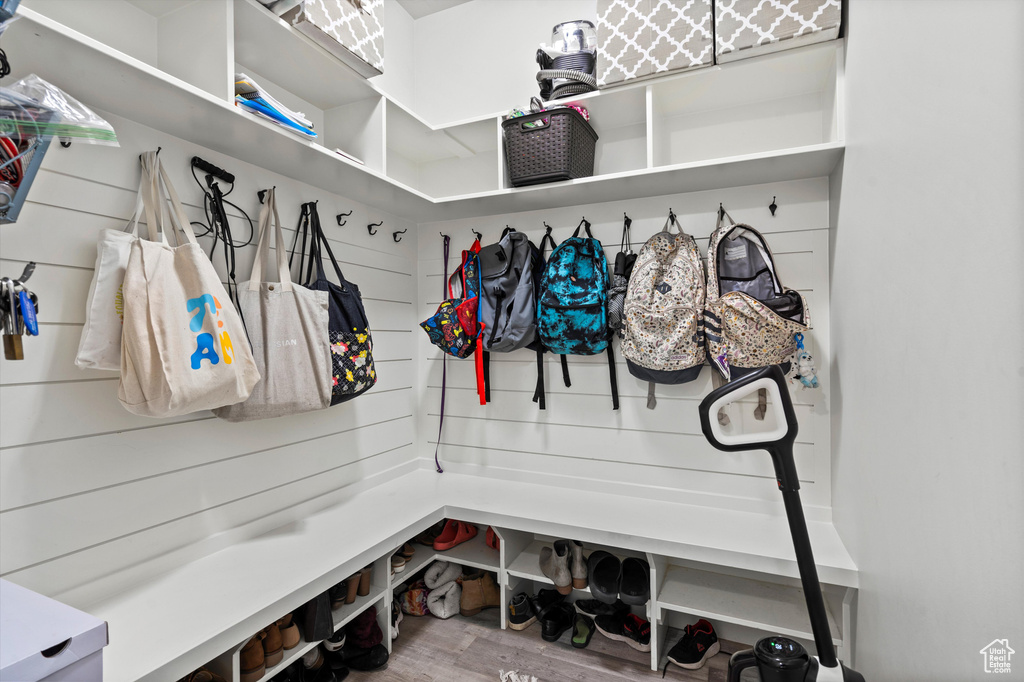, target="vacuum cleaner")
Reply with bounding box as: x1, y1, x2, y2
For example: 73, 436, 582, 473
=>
699, 366, 865, 682
536, 20, 598, 100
